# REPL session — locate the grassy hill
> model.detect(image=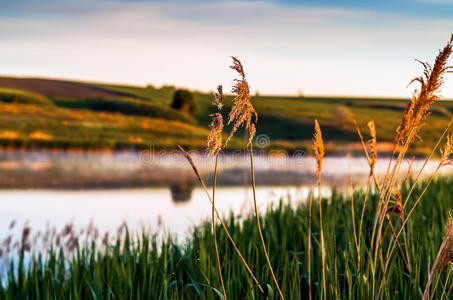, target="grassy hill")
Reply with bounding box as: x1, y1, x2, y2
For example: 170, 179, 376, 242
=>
0, 76, 451, 153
